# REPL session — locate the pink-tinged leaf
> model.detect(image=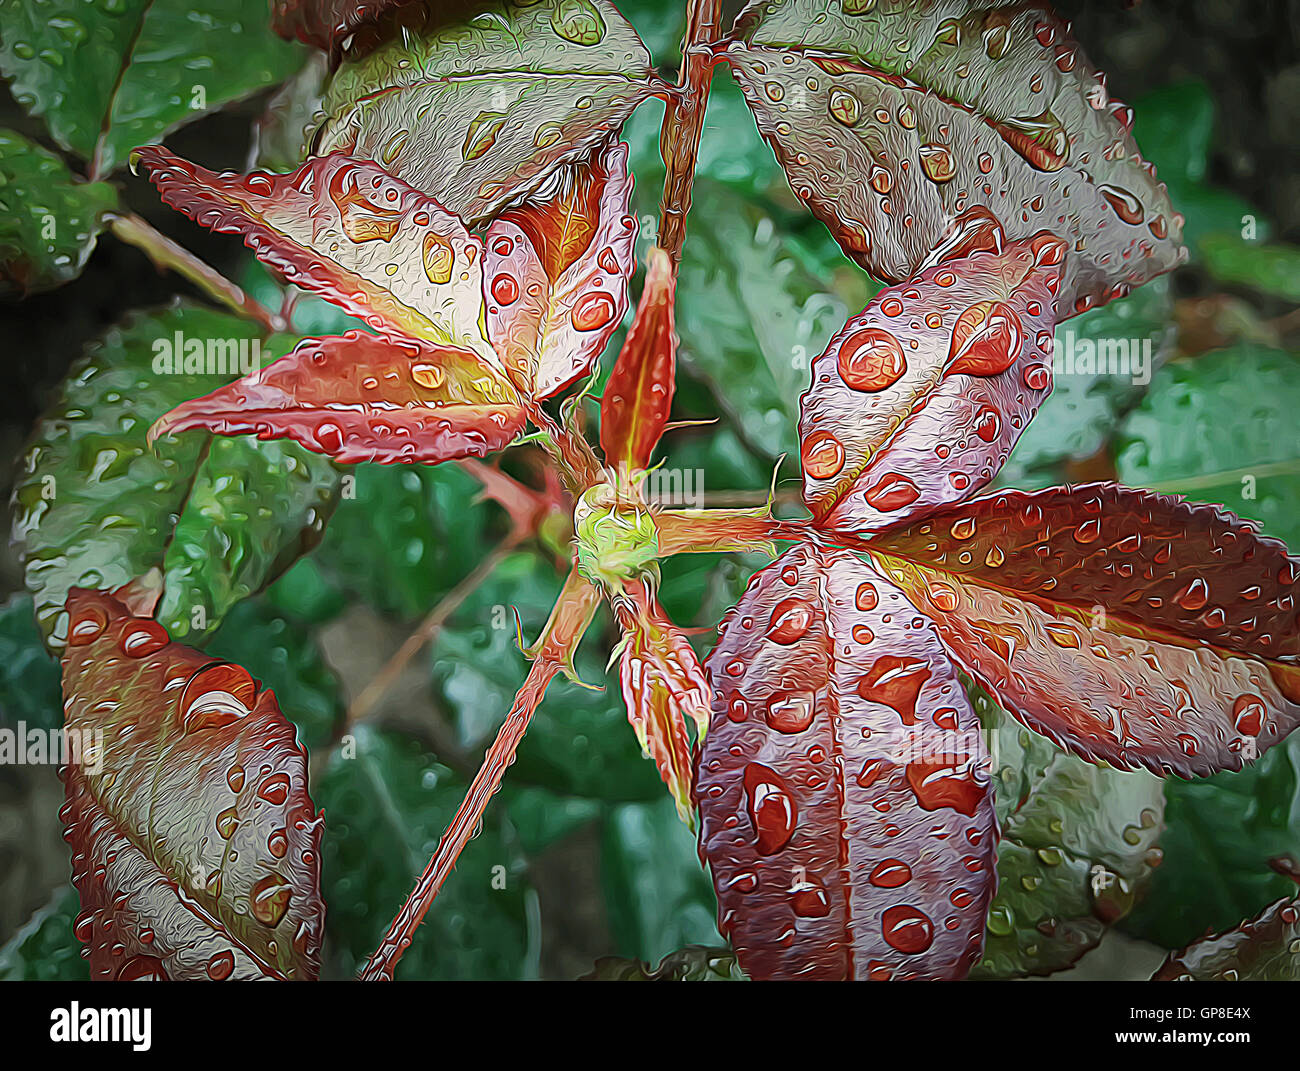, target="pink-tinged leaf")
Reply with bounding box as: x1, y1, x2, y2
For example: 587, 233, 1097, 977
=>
484, 141, 637, 398
726, 0, 1185, 315
611, 578, 711, 824
60, 588, 324, 980
800, 233, 1064, 535
150, 332, 525, 465
600, 245, 678, 474
866, 483, 1300, 778
696, 545, 996, 980
135, 147, 500, 368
